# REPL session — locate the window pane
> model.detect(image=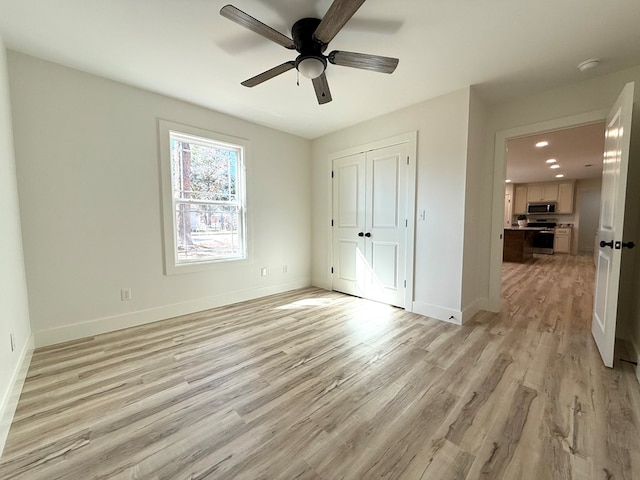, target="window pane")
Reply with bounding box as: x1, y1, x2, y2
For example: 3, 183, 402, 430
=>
170, 137, 238, 202
174, 203, 243, 262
